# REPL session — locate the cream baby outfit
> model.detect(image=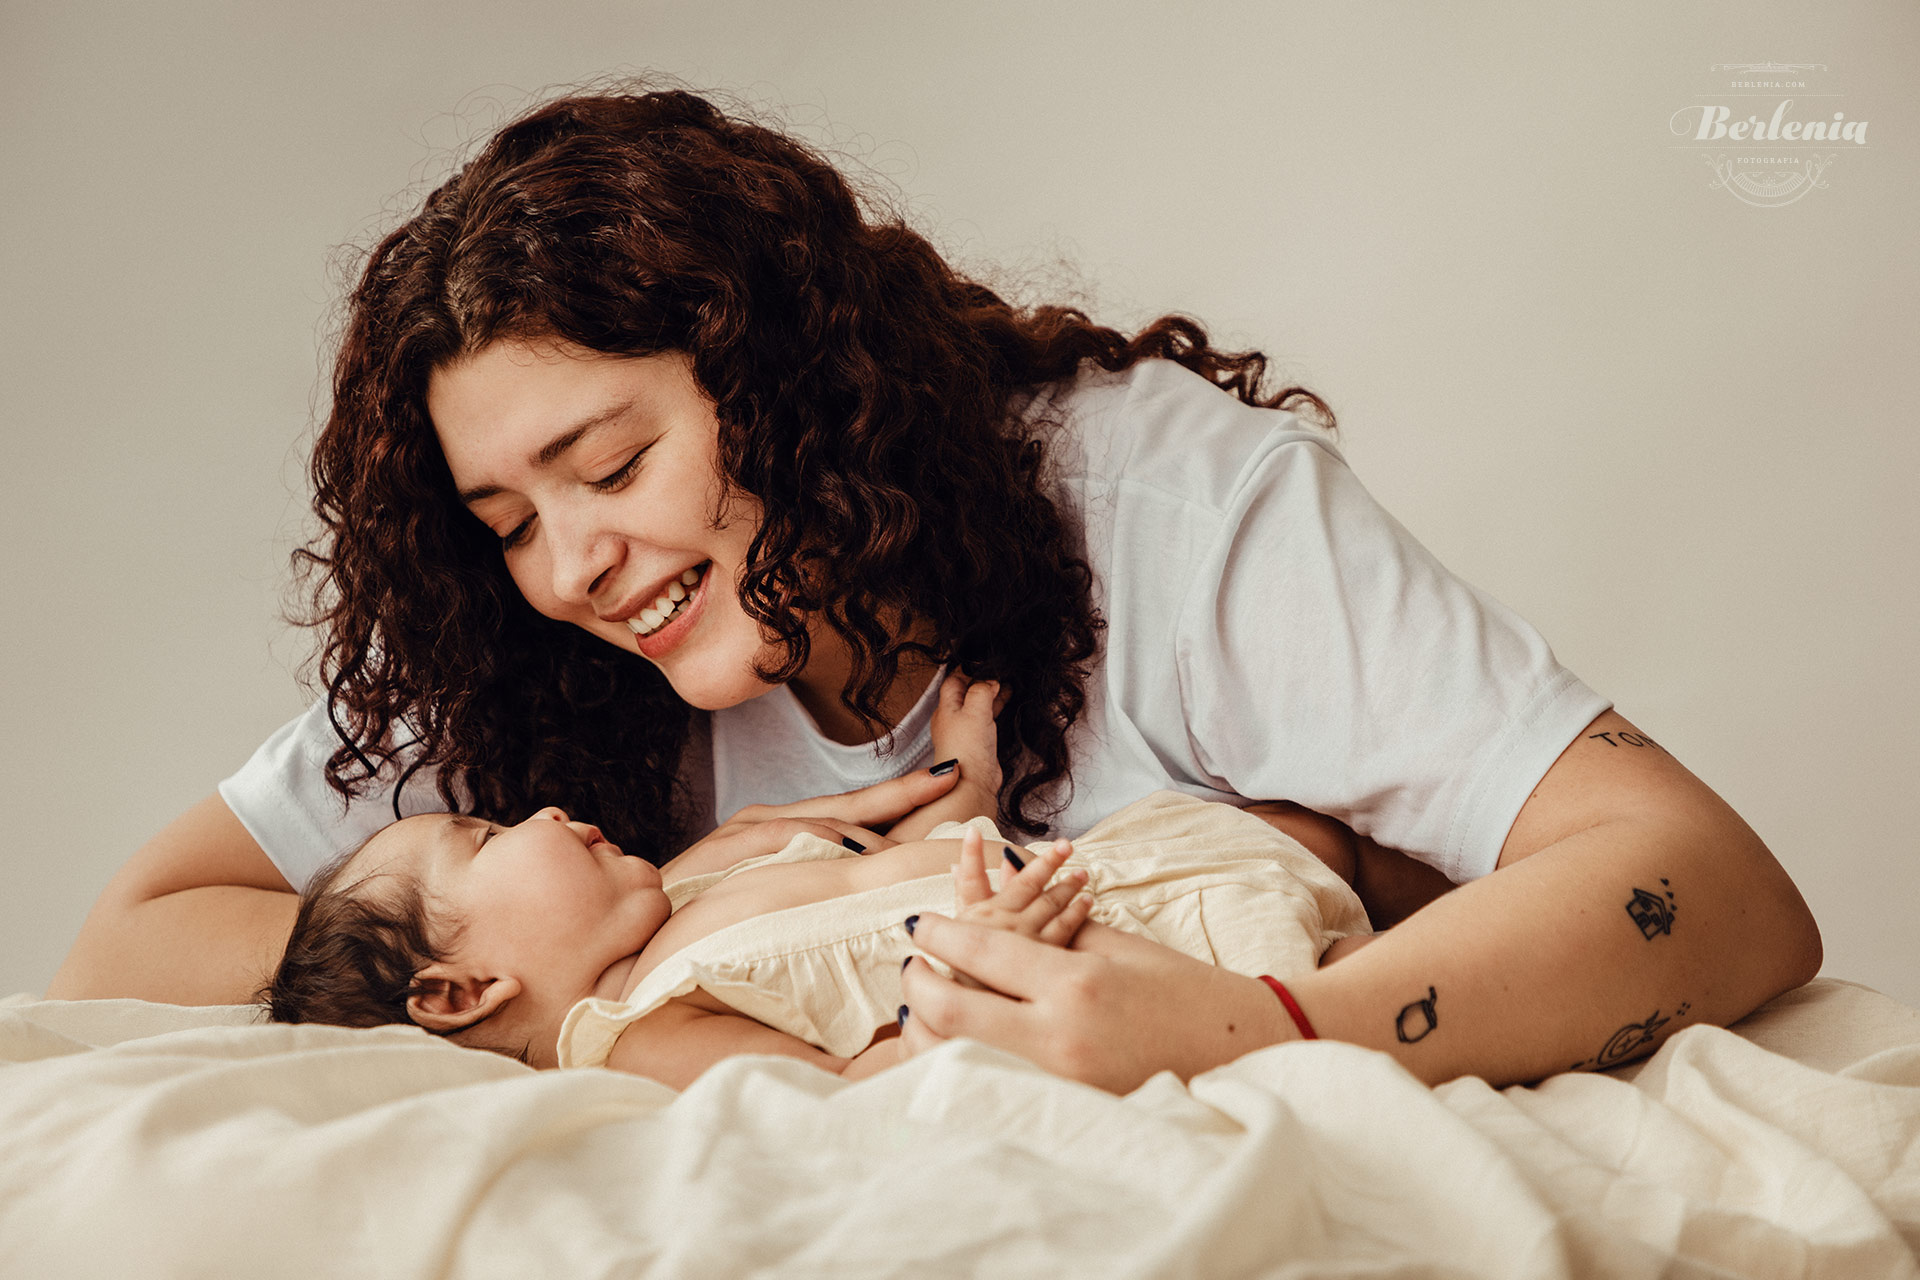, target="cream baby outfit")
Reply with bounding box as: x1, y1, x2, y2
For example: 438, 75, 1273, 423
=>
557, 790, 1371, 1068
